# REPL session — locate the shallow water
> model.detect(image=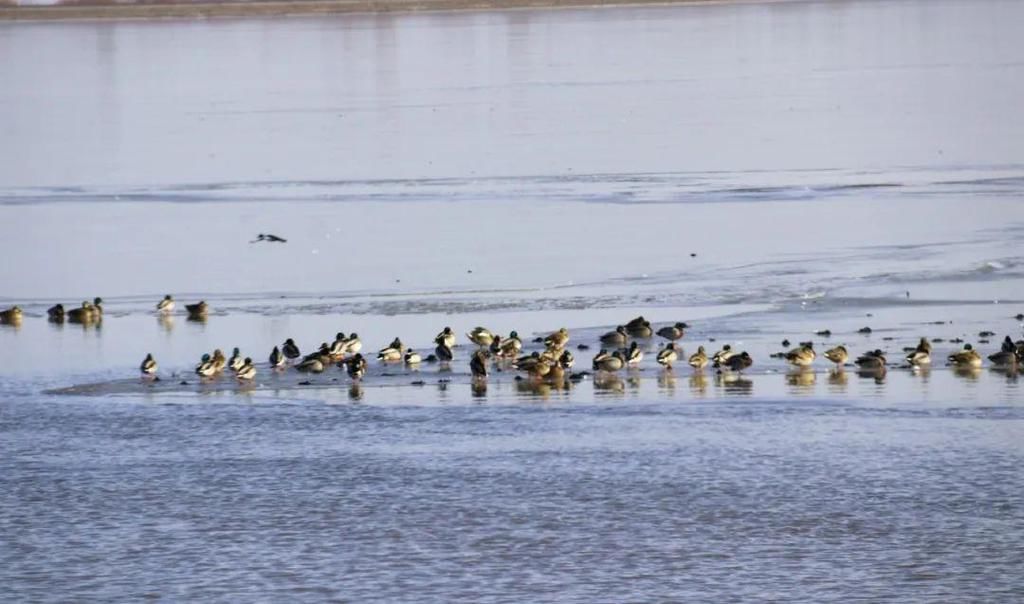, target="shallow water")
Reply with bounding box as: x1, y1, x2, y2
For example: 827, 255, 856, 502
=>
2, 0, 1024, 600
